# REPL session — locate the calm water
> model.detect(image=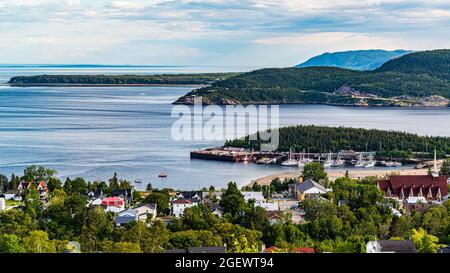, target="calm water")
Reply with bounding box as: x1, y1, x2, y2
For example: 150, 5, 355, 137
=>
1, 67, 450, 190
